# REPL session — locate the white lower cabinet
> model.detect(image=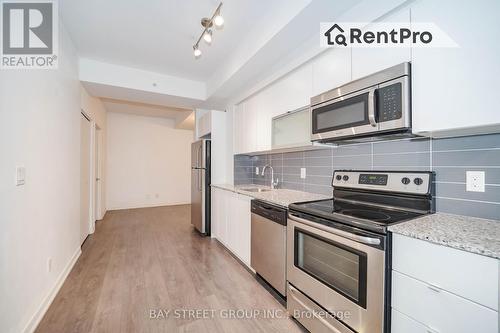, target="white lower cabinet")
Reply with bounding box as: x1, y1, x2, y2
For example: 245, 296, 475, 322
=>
211, 187, 251, 266
391, 234, 499, 333
391, 309, 431, 333
392, 271, 497, 333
